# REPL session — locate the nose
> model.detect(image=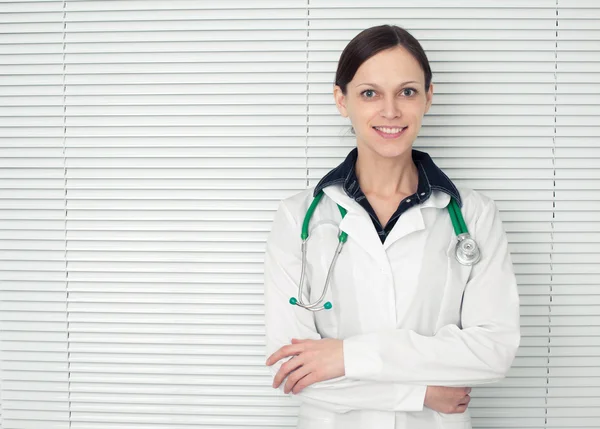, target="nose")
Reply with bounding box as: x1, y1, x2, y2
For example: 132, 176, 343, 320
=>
380, 96, 401, 119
